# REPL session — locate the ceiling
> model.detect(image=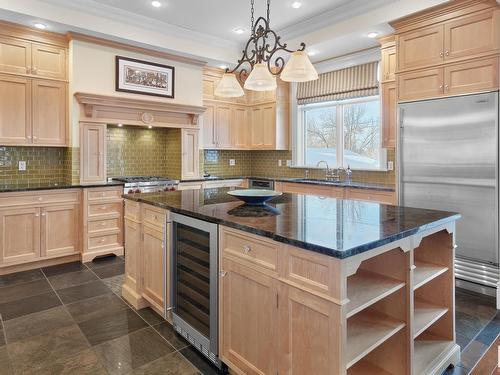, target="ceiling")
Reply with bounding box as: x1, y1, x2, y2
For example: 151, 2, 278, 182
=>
0, 0, 451, 66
